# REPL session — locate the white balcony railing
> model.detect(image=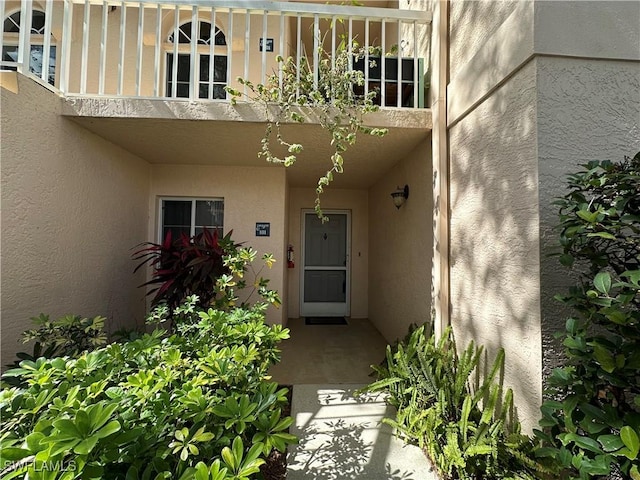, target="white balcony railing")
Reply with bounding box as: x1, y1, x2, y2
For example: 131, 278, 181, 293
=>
1, 0, 431, 108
